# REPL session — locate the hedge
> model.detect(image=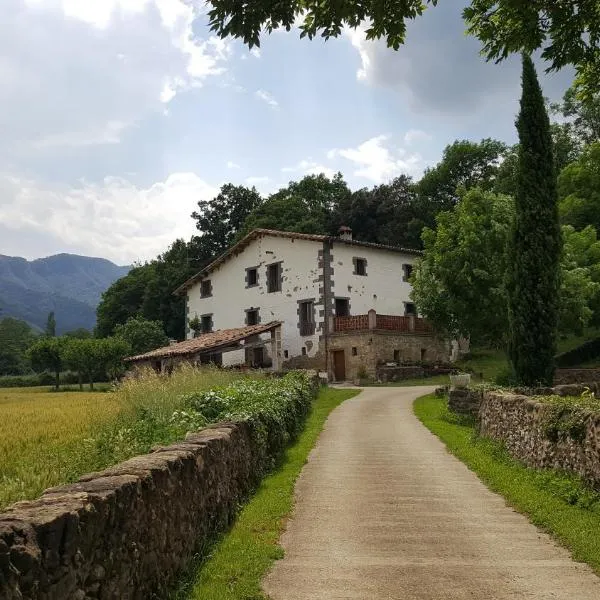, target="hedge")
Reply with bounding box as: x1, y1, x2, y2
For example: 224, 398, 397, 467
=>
555, 337, 600, 368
